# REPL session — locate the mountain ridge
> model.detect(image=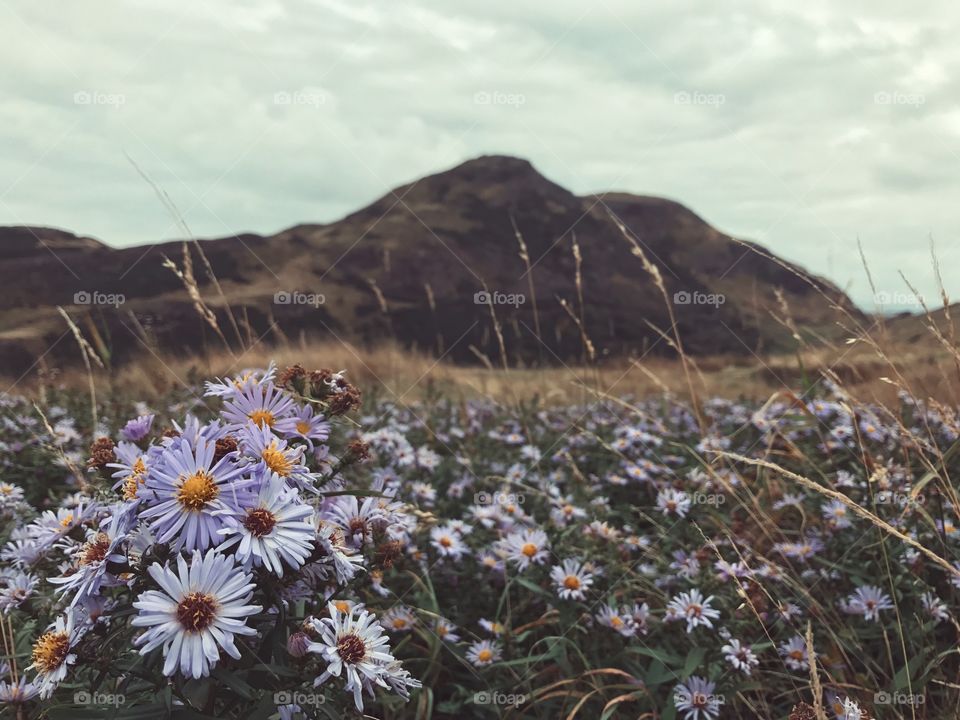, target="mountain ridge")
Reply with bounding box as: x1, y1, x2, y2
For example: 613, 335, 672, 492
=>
0, 155, 861, 374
